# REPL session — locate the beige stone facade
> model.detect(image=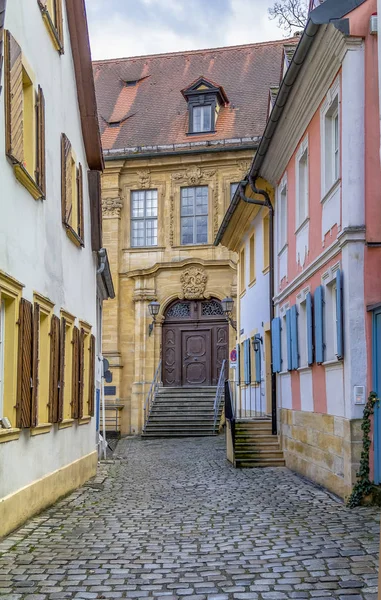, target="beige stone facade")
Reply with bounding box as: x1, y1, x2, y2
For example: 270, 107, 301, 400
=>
281, 409, 362, 499
101, 151, 253, 435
